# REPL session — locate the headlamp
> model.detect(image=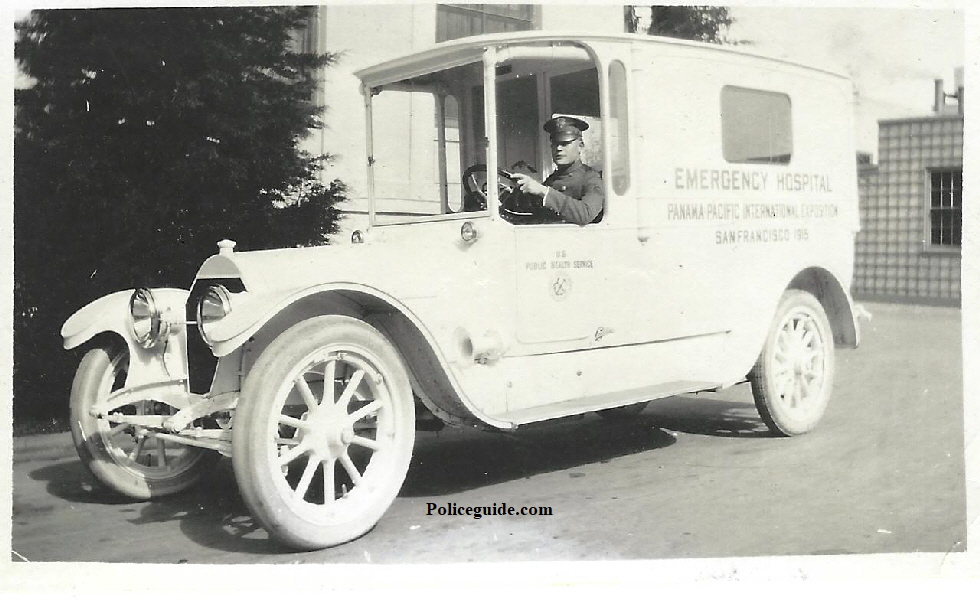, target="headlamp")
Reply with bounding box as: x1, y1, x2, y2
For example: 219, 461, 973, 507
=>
197, 284, 233, 345
129, 288, 170, 349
